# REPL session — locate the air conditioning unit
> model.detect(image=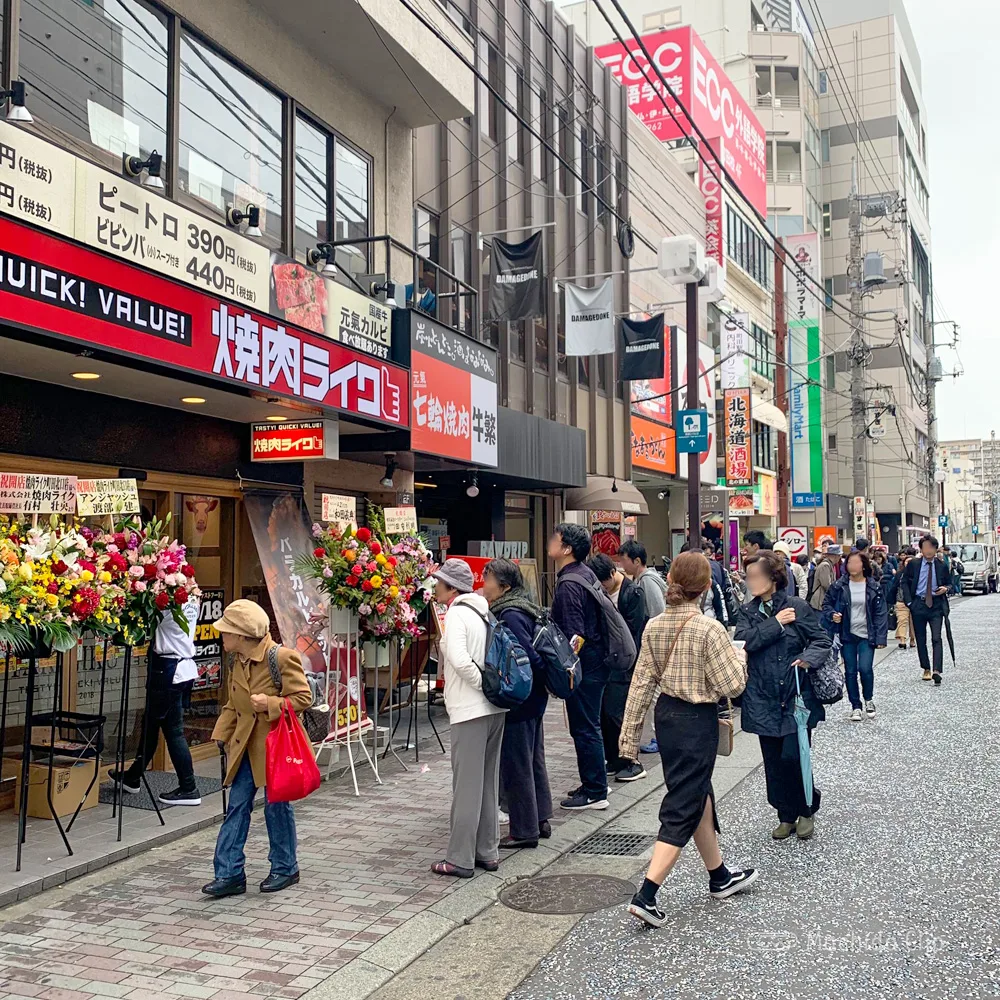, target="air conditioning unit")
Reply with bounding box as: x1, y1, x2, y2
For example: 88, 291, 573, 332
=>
701, 257, 727, 302
862, 252, 886, 287
659, 234, 707, 285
